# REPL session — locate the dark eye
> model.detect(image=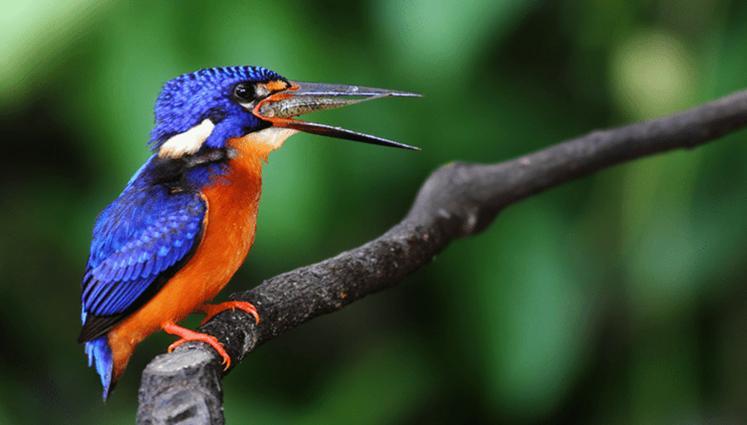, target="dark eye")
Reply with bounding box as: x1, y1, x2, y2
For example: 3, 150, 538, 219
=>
232, 83, 255, 102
